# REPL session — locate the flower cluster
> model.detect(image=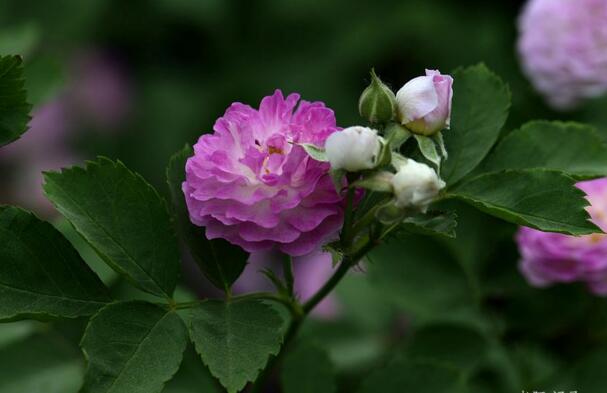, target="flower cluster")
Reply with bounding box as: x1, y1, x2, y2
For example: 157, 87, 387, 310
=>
516, 178, 607, 295
517, 0, 607, 109
183, 69, 452, 258
325, 69, 451, 212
